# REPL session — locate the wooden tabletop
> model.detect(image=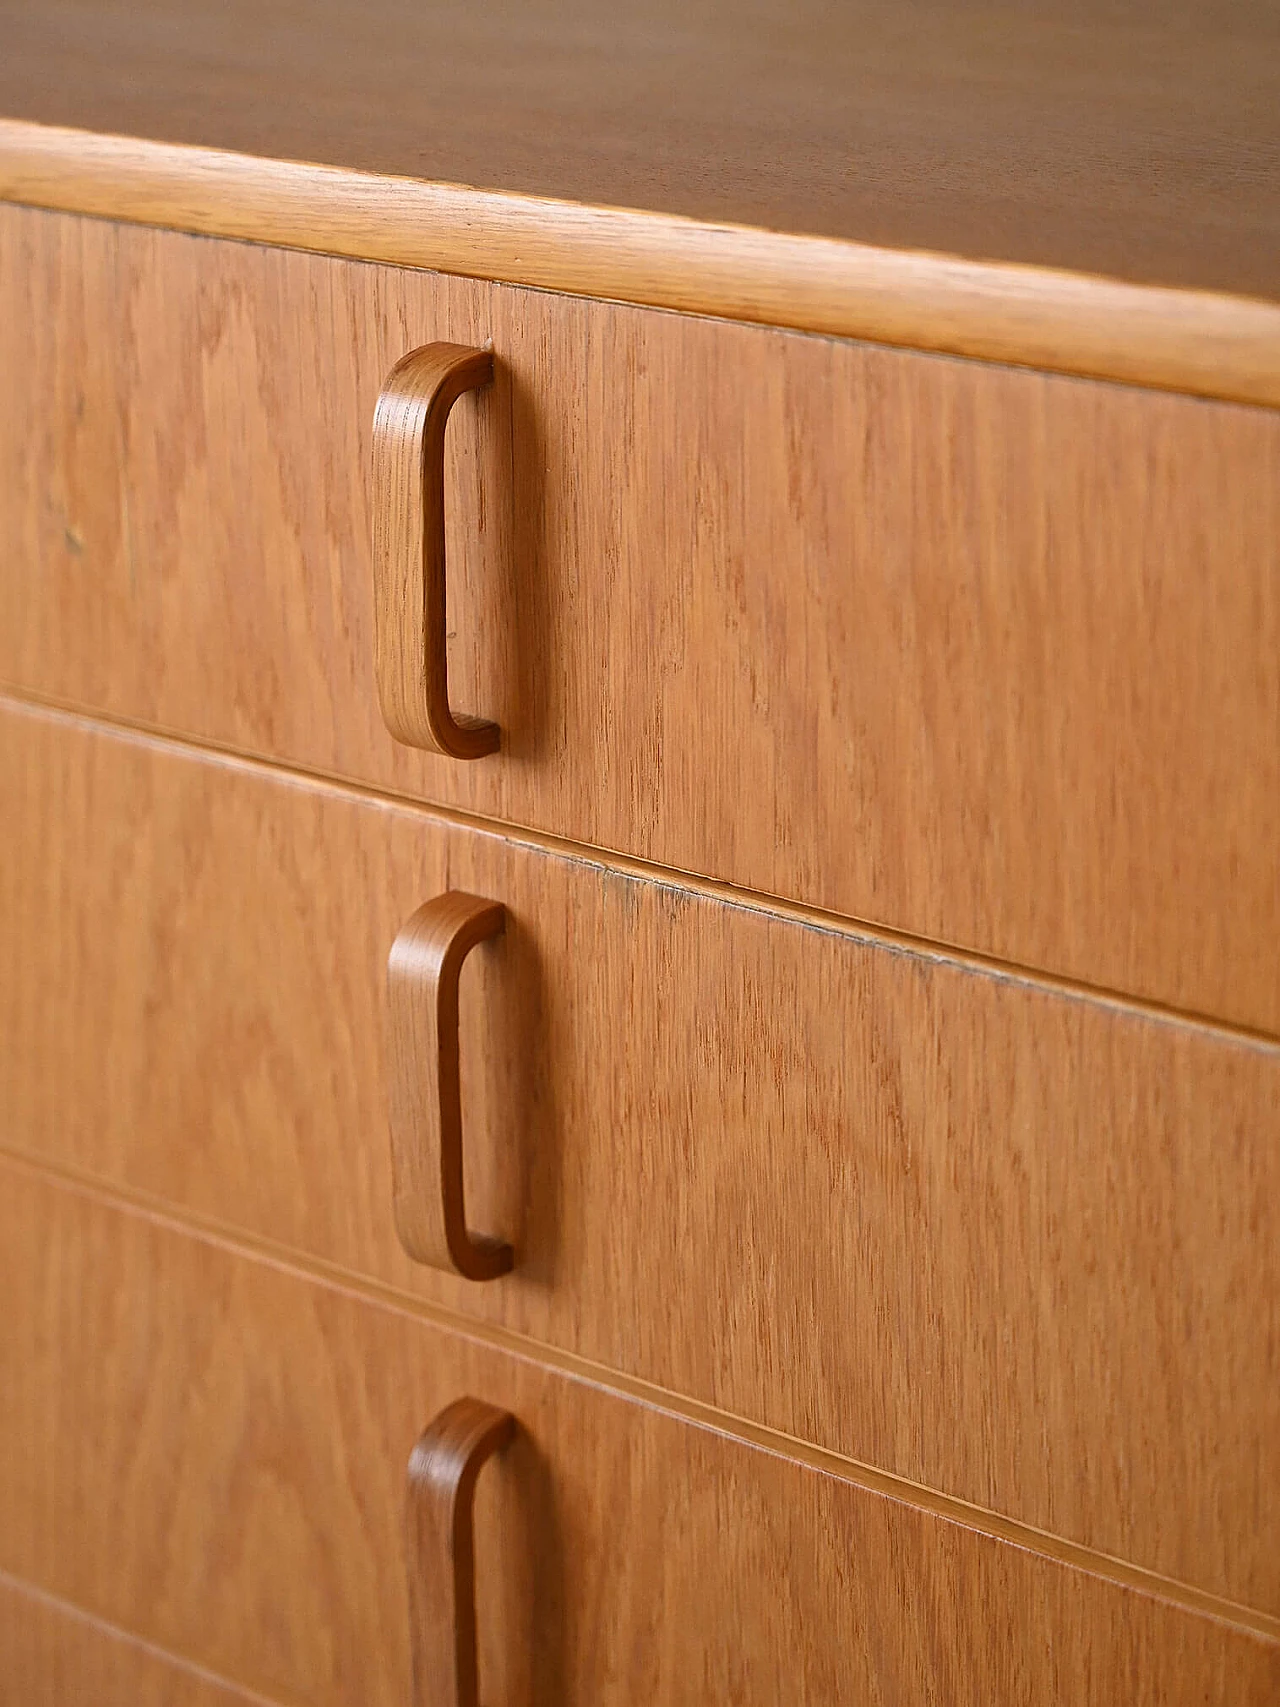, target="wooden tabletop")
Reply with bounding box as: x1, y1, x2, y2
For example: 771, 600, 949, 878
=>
4, 0, 1278, 300
3, 1, 1279, 407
